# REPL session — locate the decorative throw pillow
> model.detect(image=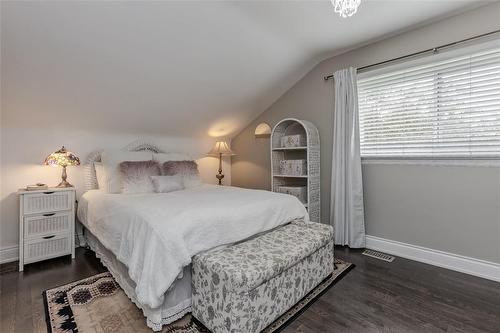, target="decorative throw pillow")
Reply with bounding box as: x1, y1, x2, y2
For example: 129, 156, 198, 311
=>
119, 160, 161, 194
162, 160, 199, 176
162, 160, 202, 188
150, 175, 184, 193
101, 150, 154, 193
